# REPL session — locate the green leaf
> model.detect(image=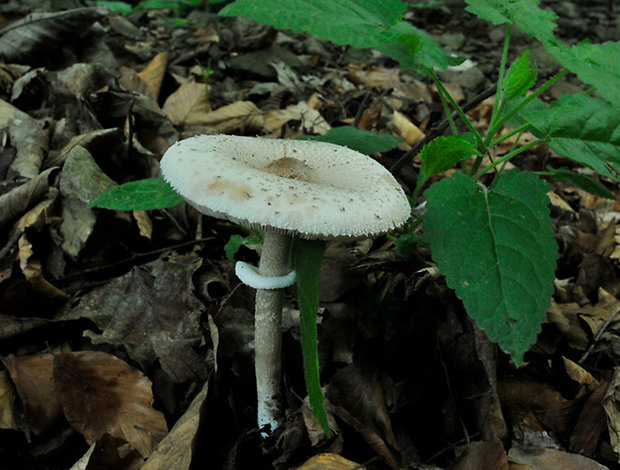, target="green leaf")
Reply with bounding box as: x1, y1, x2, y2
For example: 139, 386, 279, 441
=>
220, 0, 407, 49
547, 167, 617, 201
518, 94, 620, 180
423, 170, 558, 364
503, 50, 536, 101
224, 235, 245, 263
379, 21, 465, 71
297, 127, 402, 154
419, 135, 479, 183
96, 1, 133, 13
89, 178, 185, 210
464, 0, 557, 43
545, 40, 620, 108
292, 237, 330, 436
